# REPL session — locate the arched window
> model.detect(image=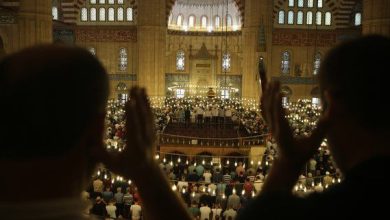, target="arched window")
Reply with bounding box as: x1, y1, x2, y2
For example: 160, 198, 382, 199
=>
215, 16, 220, 28
313, 52, 321, 75
298, 0, 304, 7
108, 0, 114, 4
201, 16, 207, 28
308, 0, 314, 7
90, 8, 97, 21
119, 48, 127, 71
226, 15, 232, 27
90, 0, 96, 3
81, 8, 88, 21
317, 0, 323, 8
176, 50, 185, 71
288, 11, 294, 24
281, 51, 290, 74
222, 52, 231, 71
325, 12, 331, 25
177, 14, 183, 26
99, 0, 105, 3
127, 8, 133, 21
188, 15, 195, 27
306, 11, 313, 24
297, 11, 303, 24
52, 7, 58, 20
99, 8, 105, 21
316, 11, 322, 25
278, 10, 285, 24
89, 47, 96, 55
108, 8, 115, 21
117, 7, 124, 21
288, 0, 294, 7
118, 0, 124, 4
355, 12, 362, 26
